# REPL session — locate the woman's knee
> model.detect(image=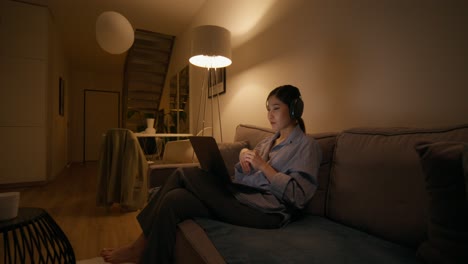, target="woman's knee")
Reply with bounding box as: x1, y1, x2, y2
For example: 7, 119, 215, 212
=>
160, 189, 188, 210
167, 167, 200, 185
159, 189, 210, 219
